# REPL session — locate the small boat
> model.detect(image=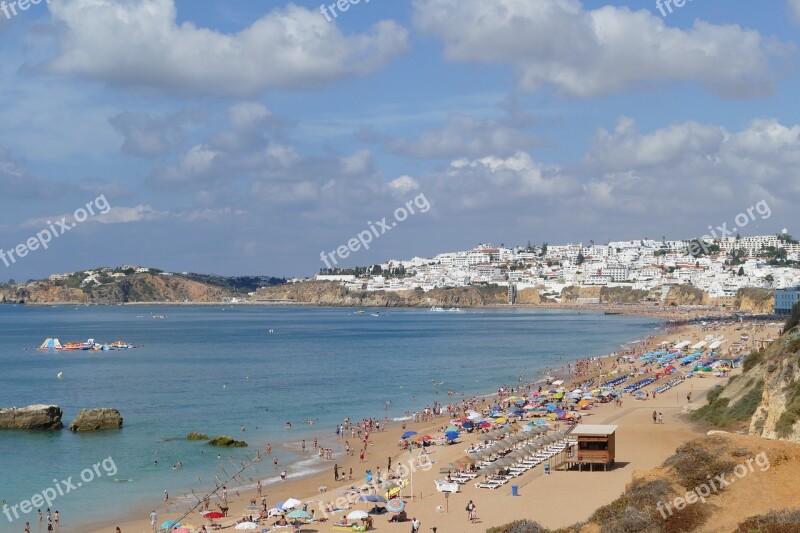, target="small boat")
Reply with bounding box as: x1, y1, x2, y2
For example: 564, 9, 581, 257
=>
354, 310, 365, 315
430, 306, 444, 312
371, 312, 380, 317
604, 311, 622, 315
445, 307, 462, 313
